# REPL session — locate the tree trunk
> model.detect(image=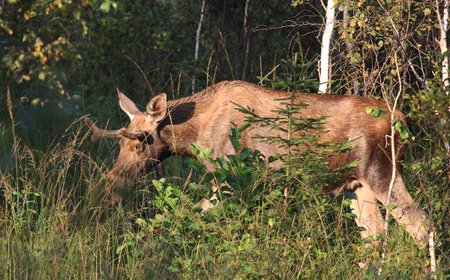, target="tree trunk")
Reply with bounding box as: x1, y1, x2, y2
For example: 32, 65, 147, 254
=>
192, 0, 207, 94
319, 0, 335, 93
